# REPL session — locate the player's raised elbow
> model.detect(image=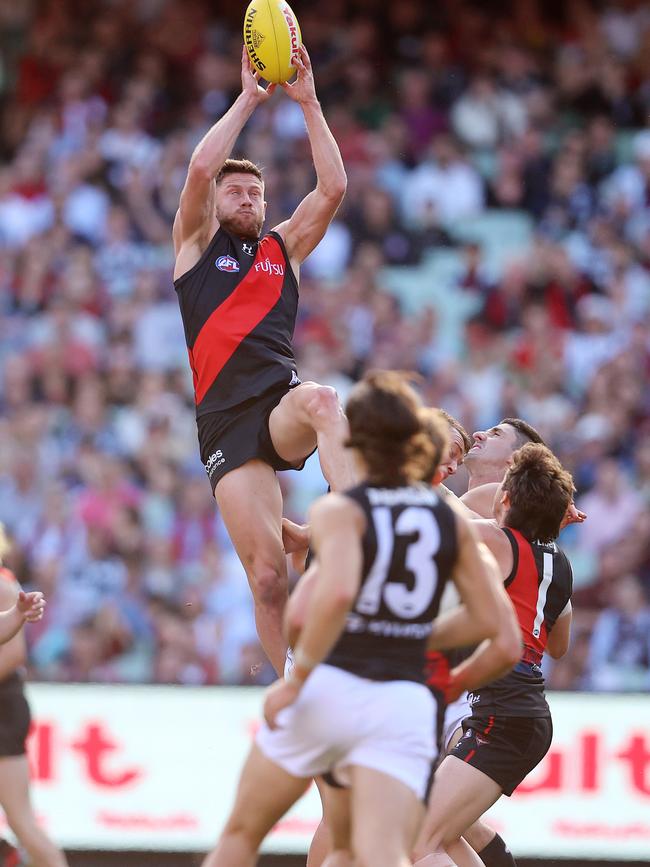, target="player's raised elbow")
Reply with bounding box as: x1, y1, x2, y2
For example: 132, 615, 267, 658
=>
319, 174, 347, 204
187, 156, 214, 184
546, 634, 570, 660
